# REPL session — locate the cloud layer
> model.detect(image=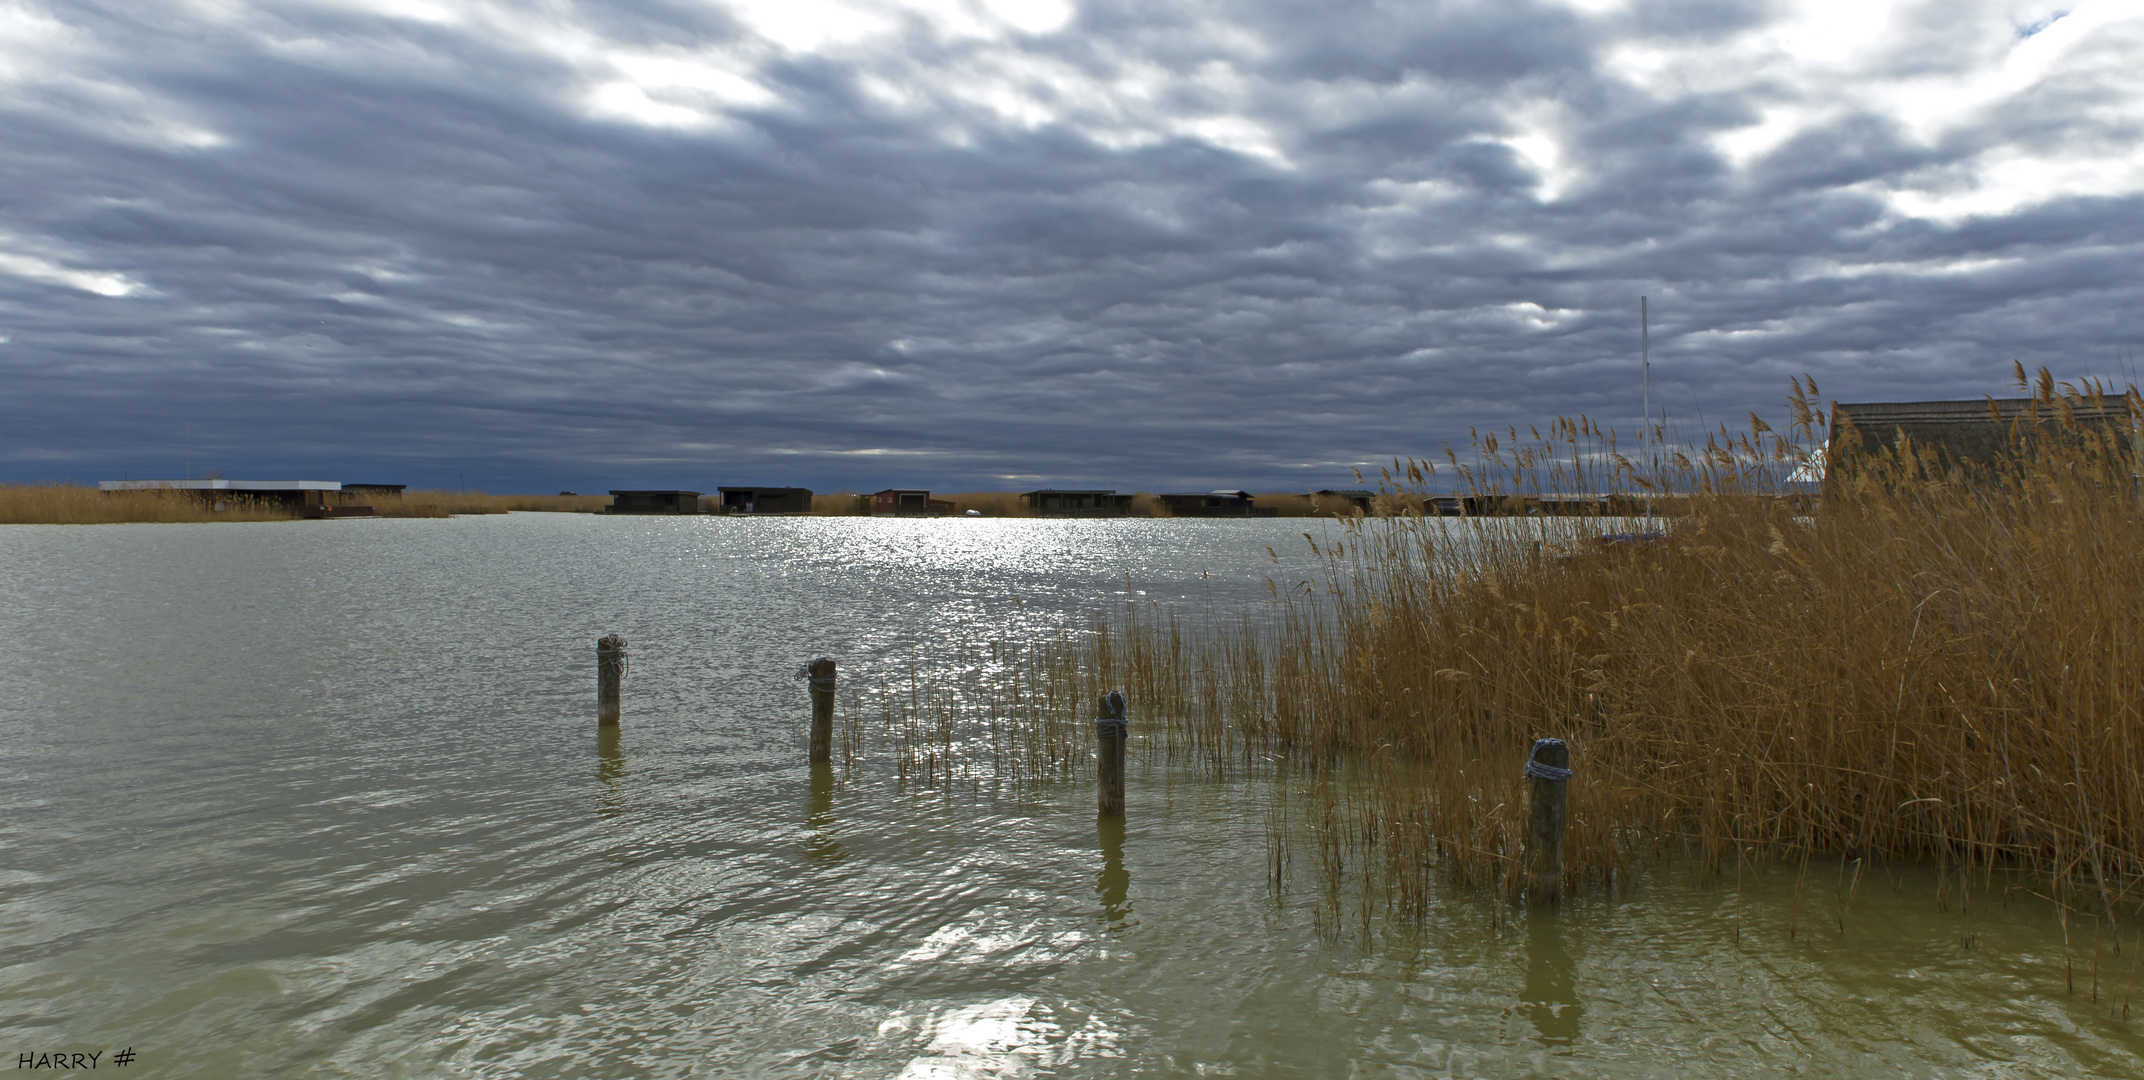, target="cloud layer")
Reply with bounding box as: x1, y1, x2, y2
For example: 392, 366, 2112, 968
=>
3, 0, 2141, 491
